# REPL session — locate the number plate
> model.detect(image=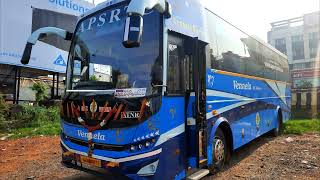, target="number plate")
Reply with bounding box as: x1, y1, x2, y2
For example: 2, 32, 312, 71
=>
80, 156, 101, 167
